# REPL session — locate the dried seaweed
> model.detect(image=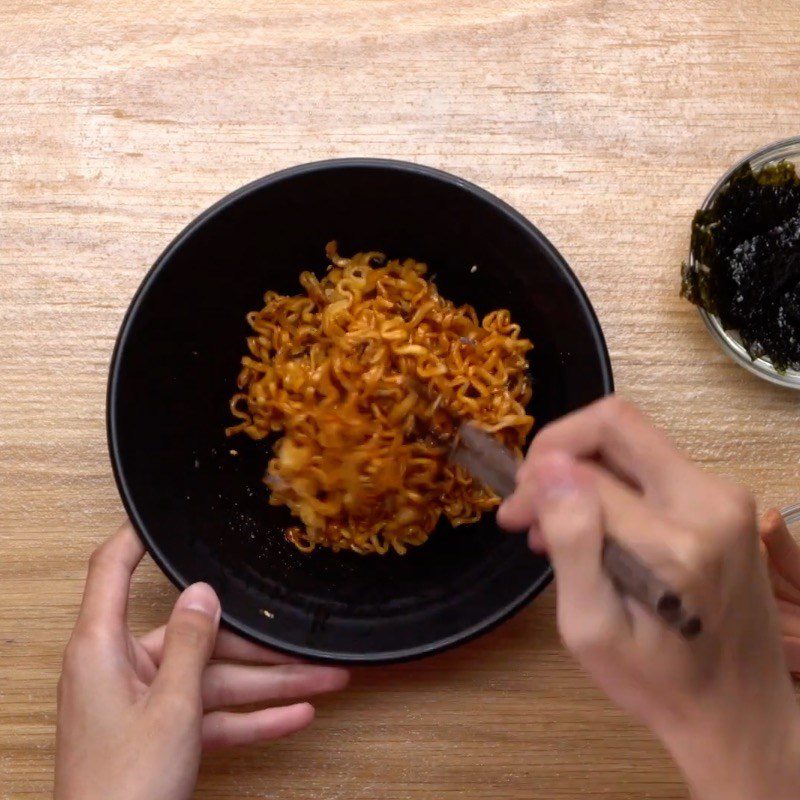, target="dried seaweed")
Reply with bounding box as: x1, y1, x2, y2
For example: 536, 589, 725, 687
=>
681, 161, 800, 372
